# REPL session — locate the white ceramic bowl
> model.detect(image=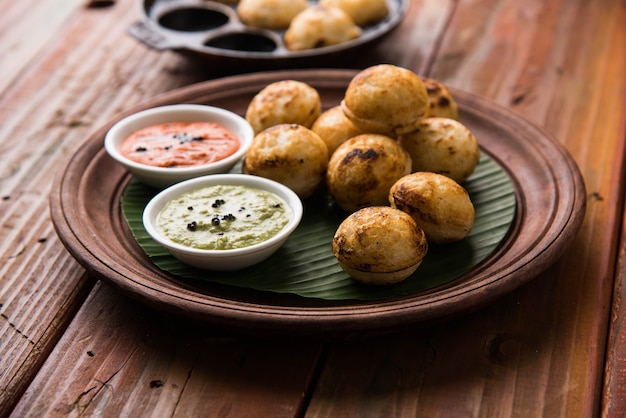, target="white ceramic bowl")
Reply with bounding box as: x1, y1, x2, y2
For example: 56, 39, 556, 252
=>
142, 174, 303, 271
104, 104, 254, 188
